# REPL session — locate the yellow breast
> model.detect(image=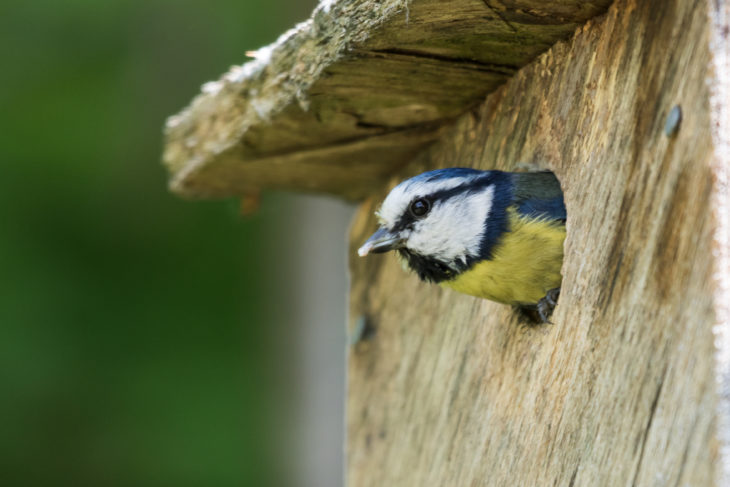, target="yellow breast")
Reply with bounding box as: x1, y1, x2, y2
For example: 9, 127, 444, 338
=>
441, 209, 565, 305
